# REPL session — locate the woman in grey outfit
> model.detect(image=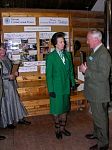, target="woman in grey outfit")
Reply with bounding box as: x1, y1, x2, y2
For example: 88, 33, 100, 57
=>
0, 43, 31, 128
